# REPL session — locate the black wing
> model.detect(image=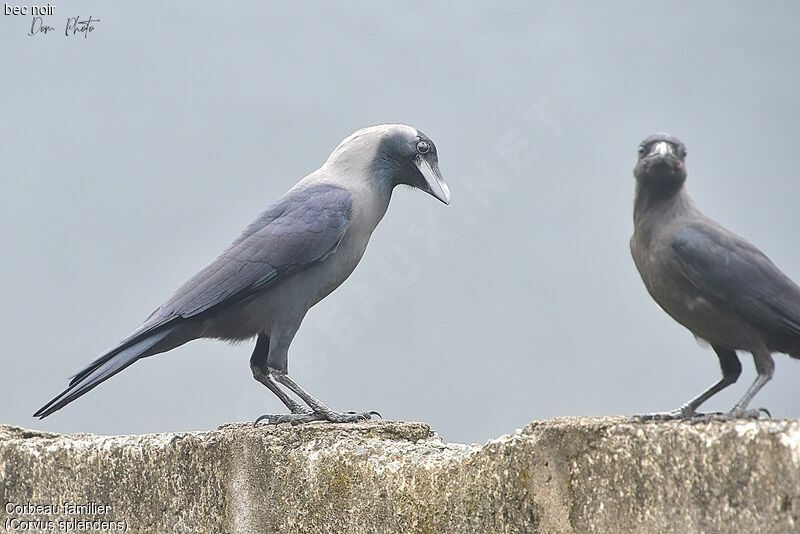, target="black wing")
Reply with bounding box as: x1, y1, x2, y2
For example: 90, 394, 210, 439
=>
672, 223, 800, 336
35, 183, 352, 418
148, 182, 352, 324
